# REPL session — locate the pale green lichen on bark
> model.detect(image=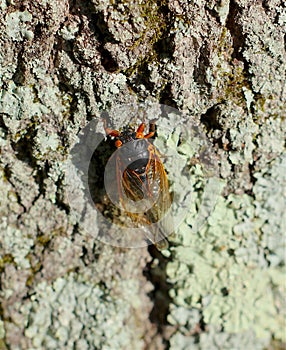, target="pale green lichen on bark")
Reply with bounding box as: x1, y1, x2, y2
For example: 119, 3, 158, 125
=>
164, 152, 285, 348
5, 10, 34, 41
23, 274, 146, 349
